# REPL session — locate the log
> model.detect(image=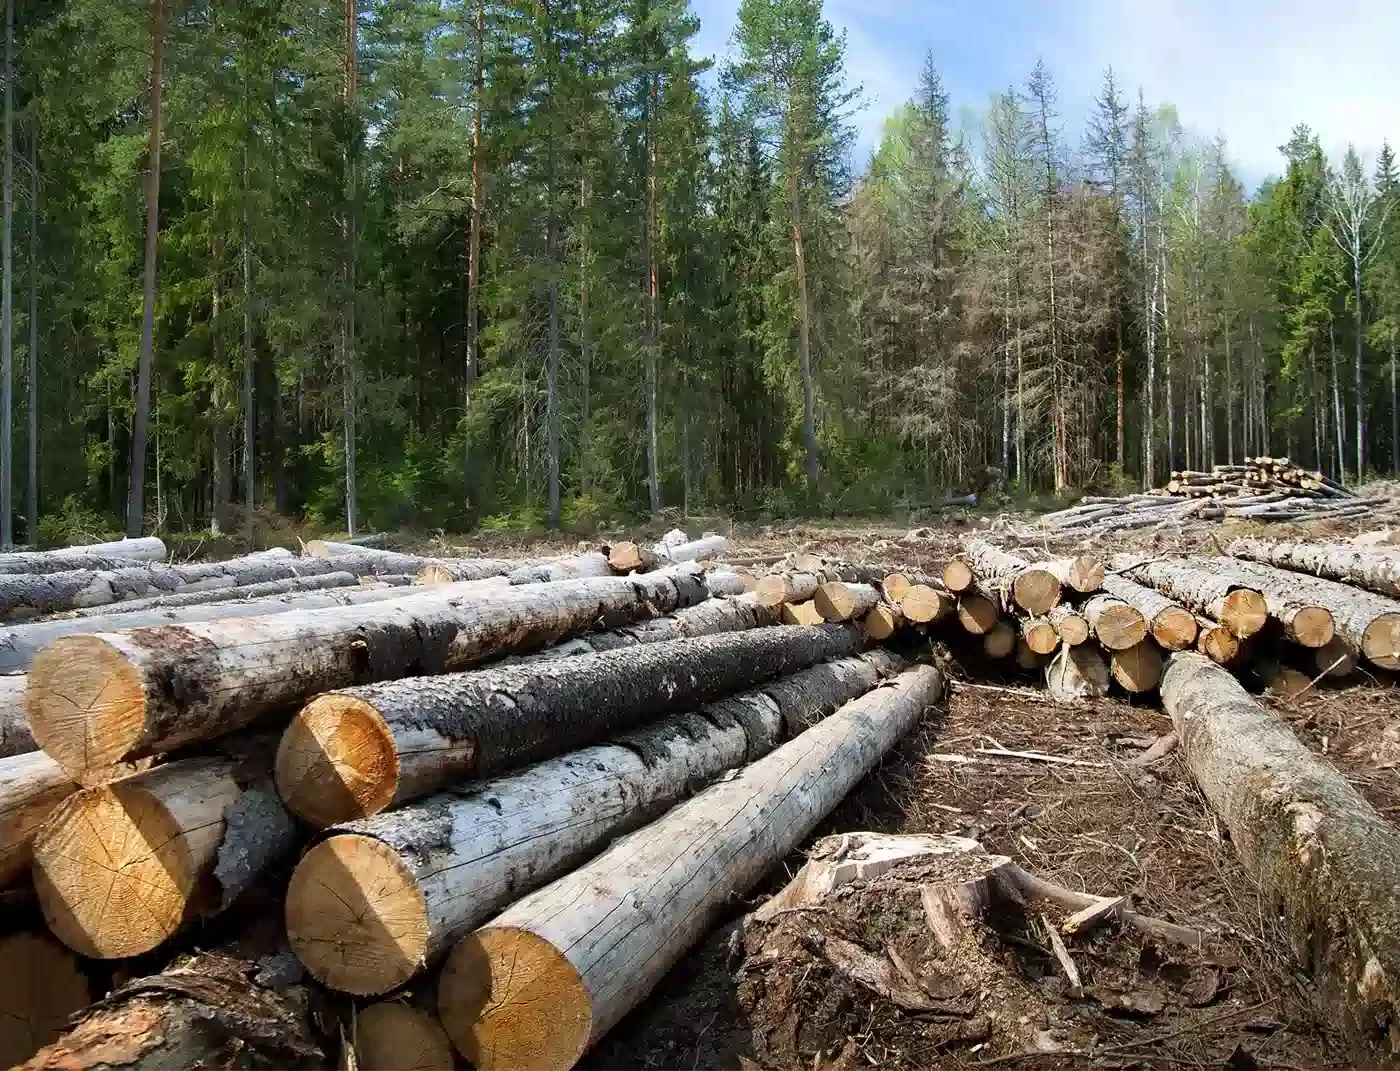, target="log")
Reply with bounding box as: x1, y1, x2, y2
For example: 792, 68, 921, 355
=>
703, 570, 747, 597
1253, 659, 1314, 699
434, 666, 942, 1071
1111, 641, 1163, 693
0, 751, 77, 887
33, 743, 297, 958
286, 651, 902, 995
1161, 654, 1400, 1062
881, 572, 913, 603
1082, 592, 1148, 651
1195, 616, 1242, 666
965, 539, 1061, 614
863, 602, 903, 641
0, 672, 33, 756
275, 624, 862, 829
1046, 603, 1089, 646
982, 620, 1016, 659
753, 570, 824, 608
899, 584, 953, 624
1043, 555, 1104, 594
356, 1003, 455, 1071
1100, 574, 1197, 650
780, 600, 825, 626
1045, 644, 1109, 701
28, 567, 706, 781
19, 952, 323, 1071
606, 541, 659, 574
63, 568, 362, 616
1020, 616, 1059, 655
1111, 556, 1269, 639
1015, 638, 1049, 670
1191, 558, 1335, 648
657, 534, 727, 563
509, 551, 613, 585
1313, 636, 1358, 678
1226, 537, 1400, 598
0, 536, 166, 573
955, 591, 998, 635
813, 581, 879, 622
941, 558, 974, 593
0, 932, 91, 1068
418, 557, 539, 583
